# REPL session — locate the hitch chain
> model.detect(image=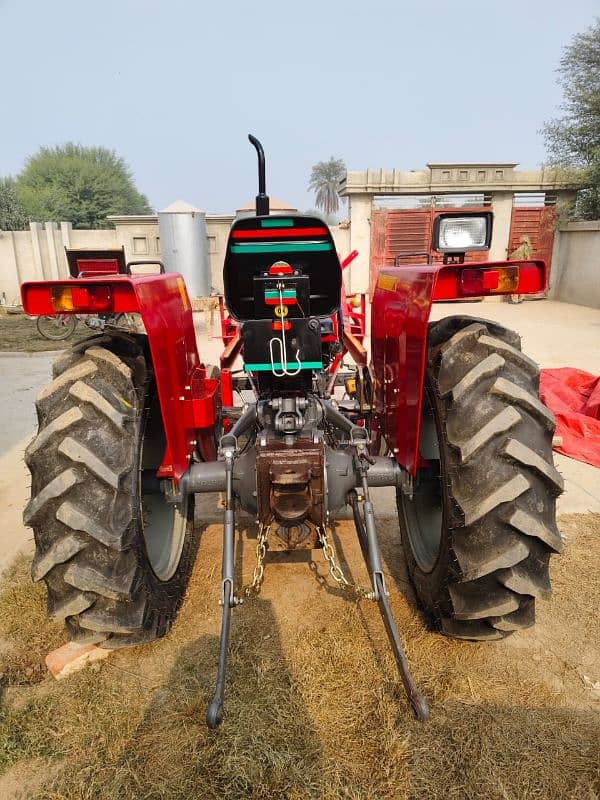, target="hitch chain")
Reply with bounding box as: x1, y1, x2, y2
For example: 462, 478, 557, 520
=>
317, 526, 373, 600
242, 522, 373, 600
243, 521, 269, 597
